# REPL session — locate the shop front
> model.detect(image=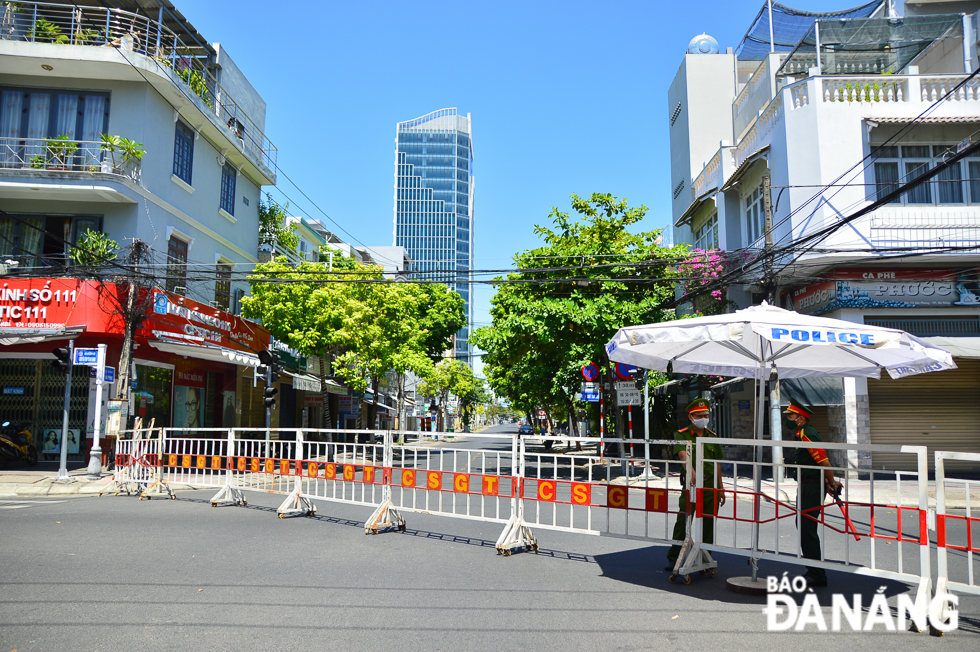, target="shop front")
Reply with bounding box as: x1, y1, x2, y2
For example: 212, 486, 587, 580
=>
783, 267, 980, 471
0, 277, 270, 460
